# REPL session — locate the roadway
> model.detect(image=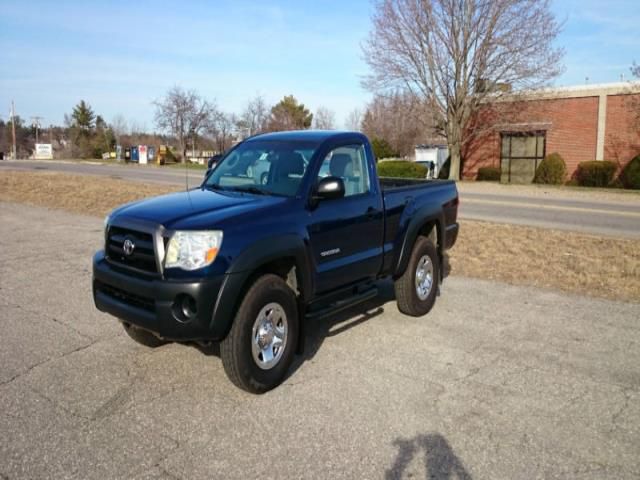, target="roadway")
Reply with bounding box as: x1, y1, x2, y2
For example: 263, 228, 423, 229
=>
2, 159, 639, 238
